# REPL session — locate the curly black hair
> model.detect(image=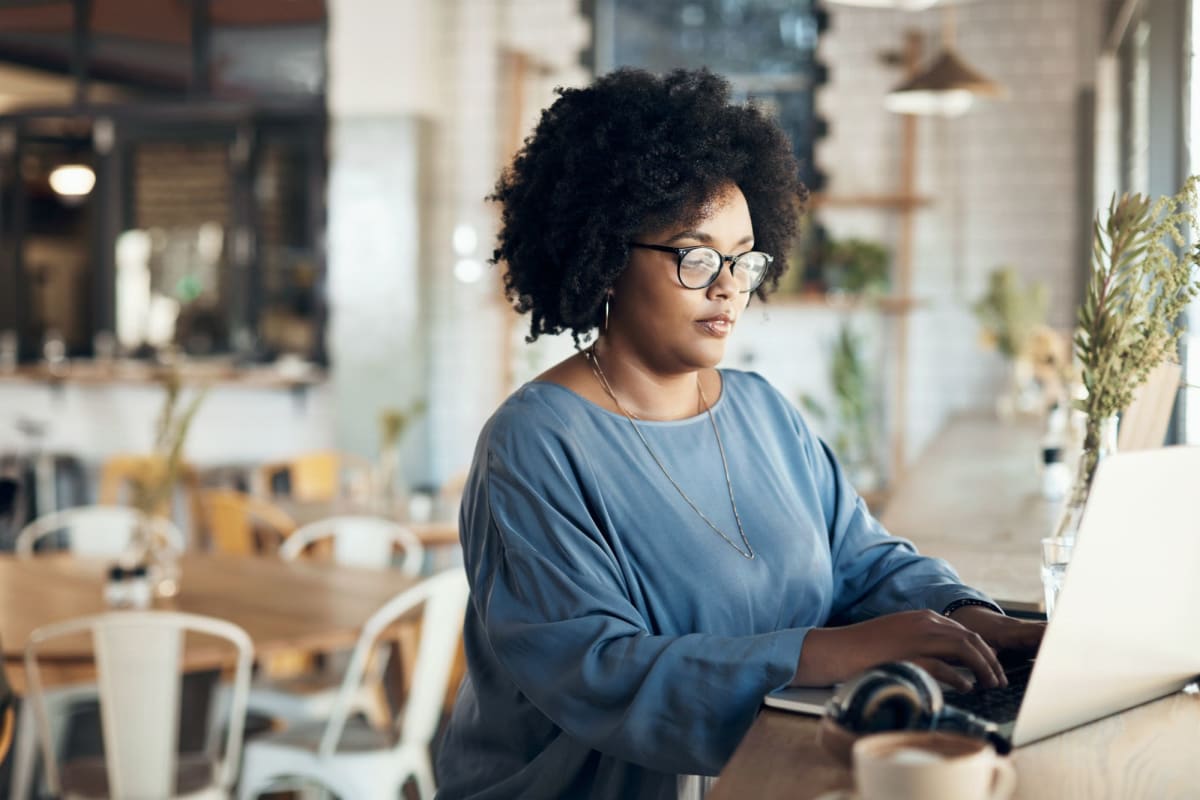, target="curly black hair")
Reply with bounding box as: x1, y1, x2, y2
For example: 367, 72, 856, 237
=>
490, 67, 809, 344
